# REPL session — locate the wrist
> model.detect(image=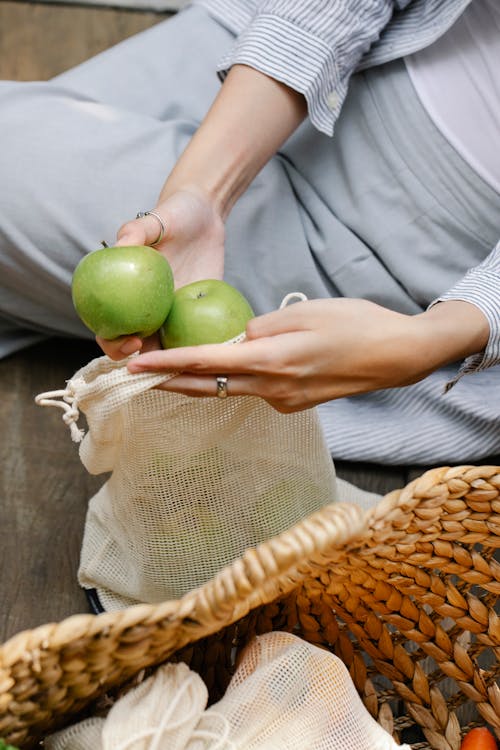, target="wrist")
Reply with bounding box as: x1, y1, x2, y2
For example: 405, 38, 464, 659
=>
414, 300, 489, 370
